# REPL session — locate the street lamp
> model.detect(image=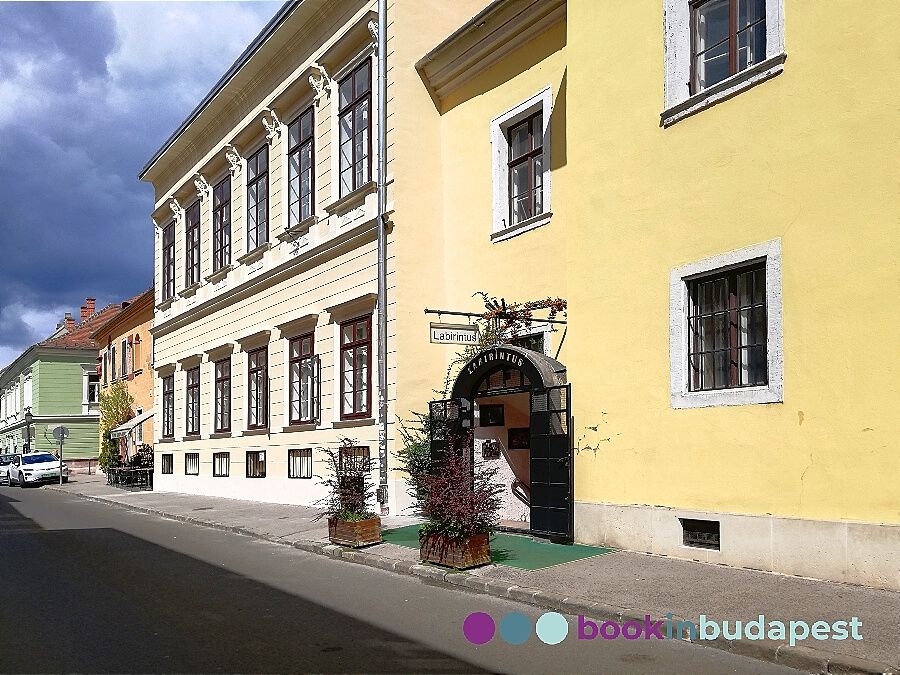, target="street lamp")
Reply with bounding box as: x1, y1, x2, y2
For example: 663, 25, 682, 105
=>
24, 409, 33, 453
